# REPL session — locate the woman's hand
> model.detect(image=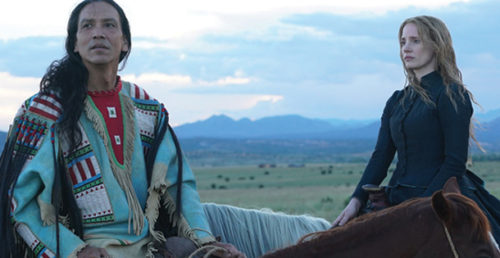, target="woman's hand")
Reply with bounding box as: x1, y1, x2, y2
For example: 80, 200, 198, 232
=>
77, 246, 111, 258
211, 242, 246, 258
332, 197, 362, 227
